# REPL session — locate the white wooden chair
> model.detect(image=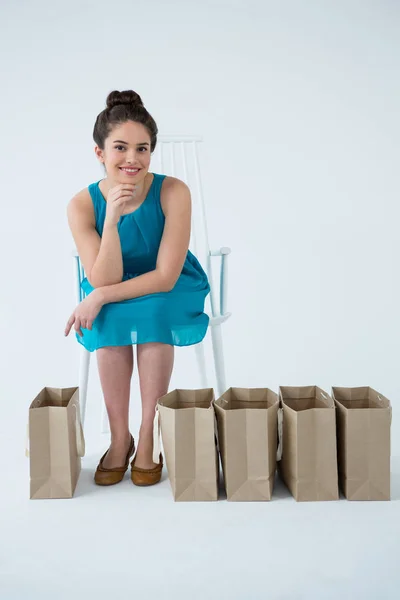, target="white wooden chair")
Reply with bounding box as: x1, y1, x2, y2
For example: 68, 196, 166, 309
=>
72, 135, 231, 431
